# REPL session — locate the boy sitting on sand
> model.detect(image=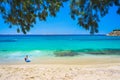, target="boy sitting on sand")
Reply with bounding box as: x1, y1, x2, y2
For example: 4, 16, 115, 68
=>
24, 55, 31, 62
